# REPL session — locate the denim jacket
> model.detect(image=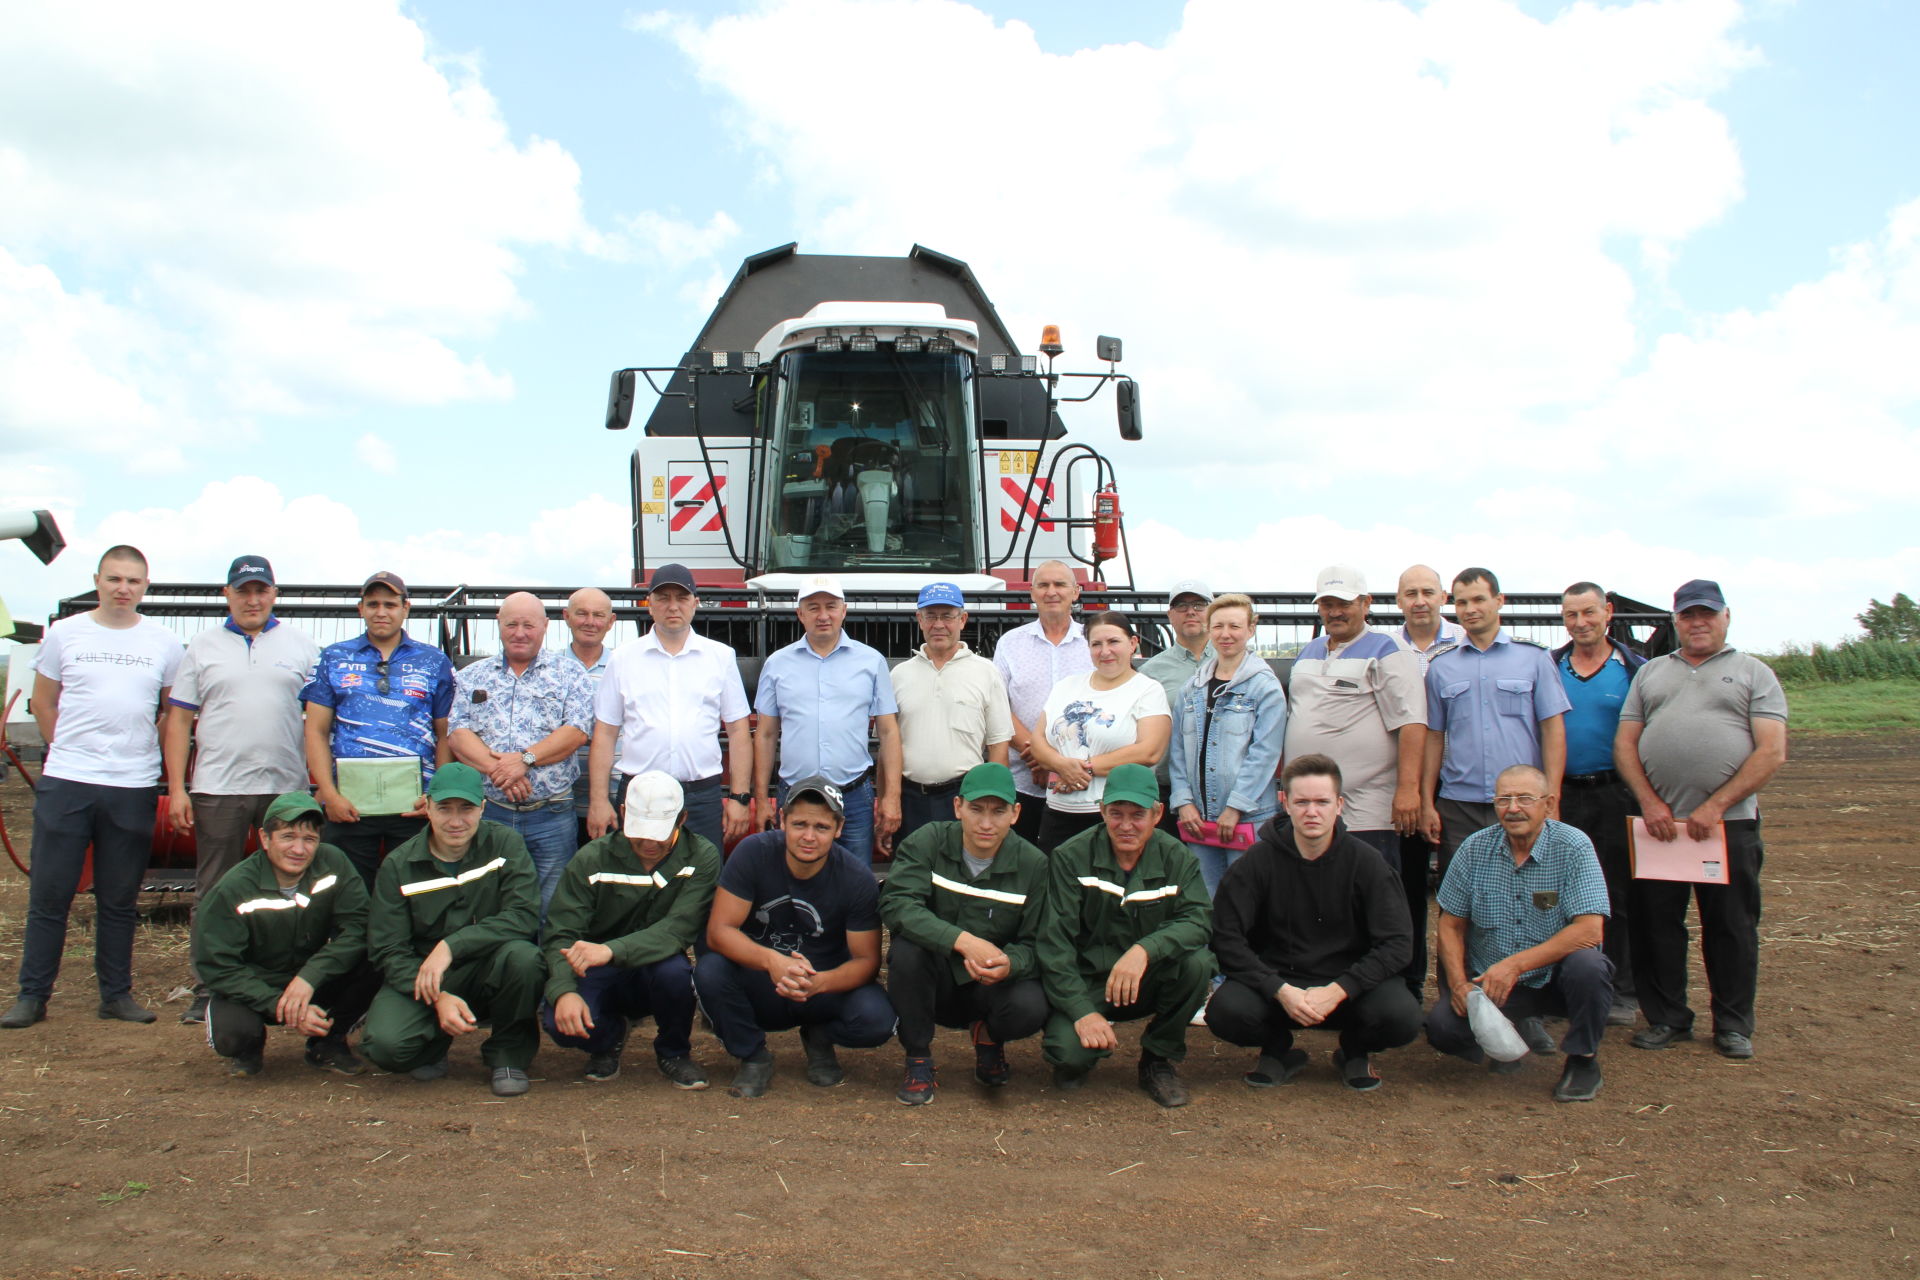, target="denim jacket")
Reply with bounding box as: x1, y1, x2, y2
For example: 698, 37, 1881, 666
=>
1167, 655, 1287, 822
